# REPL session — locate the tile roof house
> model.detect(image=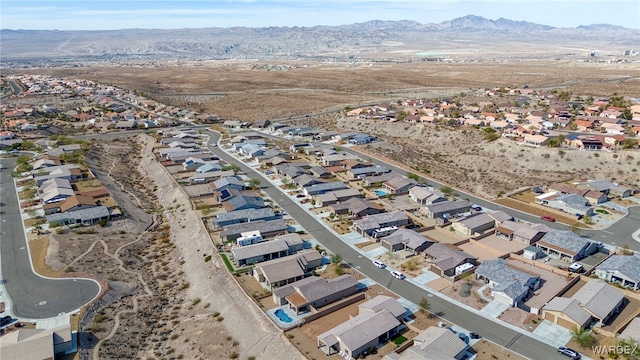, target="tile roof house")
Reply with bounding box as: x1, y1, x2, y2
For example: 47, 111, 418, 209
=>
495, 221, 549, 245
314, 188, 363, 207
383, 176, 417, 195
317, 295, 405, 359
353, 211, 409, 236
383, 326, 470, 360
475, 258, 540, 307
220, 219, 288, 241
535, 230, 598, 262
231, 233, 304, 267
422, 200, 472, 219
452, 213, 495, 236
542, 279, 624, 329
424, 243, 478, 278
594, 253, 640, 290
272, 274, 359, 314
330, 197, 384, 218
252, 250, 323, 289
409, 187, 447, 205
380, 228, 434, 254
